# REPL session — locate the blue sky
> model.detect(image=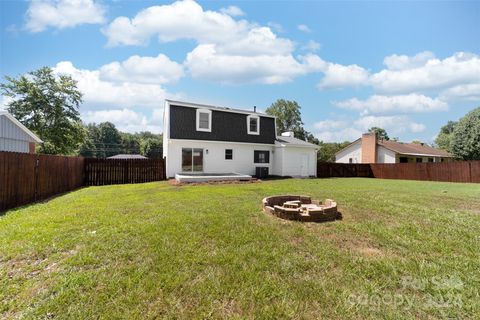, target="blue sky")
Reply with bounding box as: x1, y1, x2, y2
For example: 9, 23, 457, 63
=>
1, 0, 479, 143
